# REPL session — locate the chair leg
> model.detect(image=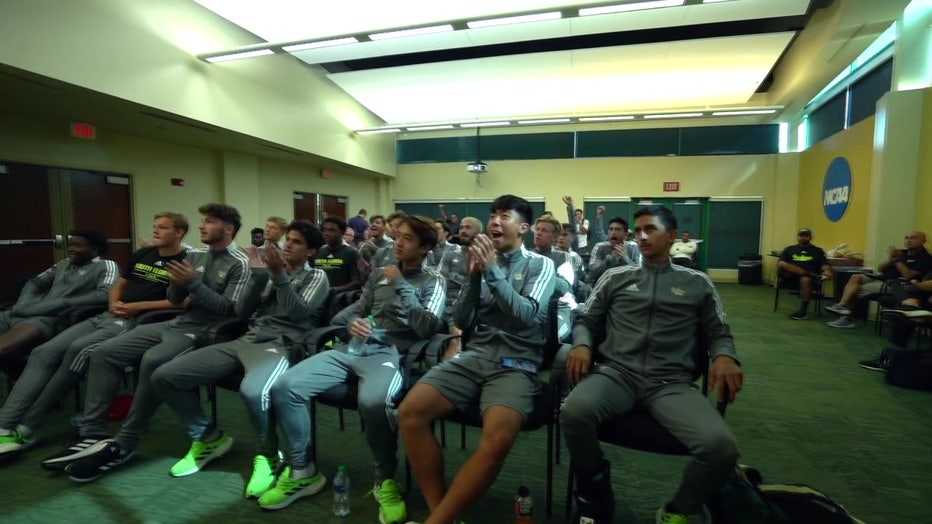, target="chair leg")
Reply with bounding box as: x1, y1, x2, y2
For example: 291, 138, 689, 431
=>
565, 459, 575, 520
208, 385, 218, 426
459, 423, 466, 450
338, 407, 345, 430
546, 423, 554, 518
439, 419, 446, 449
773, 286, 780, 312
